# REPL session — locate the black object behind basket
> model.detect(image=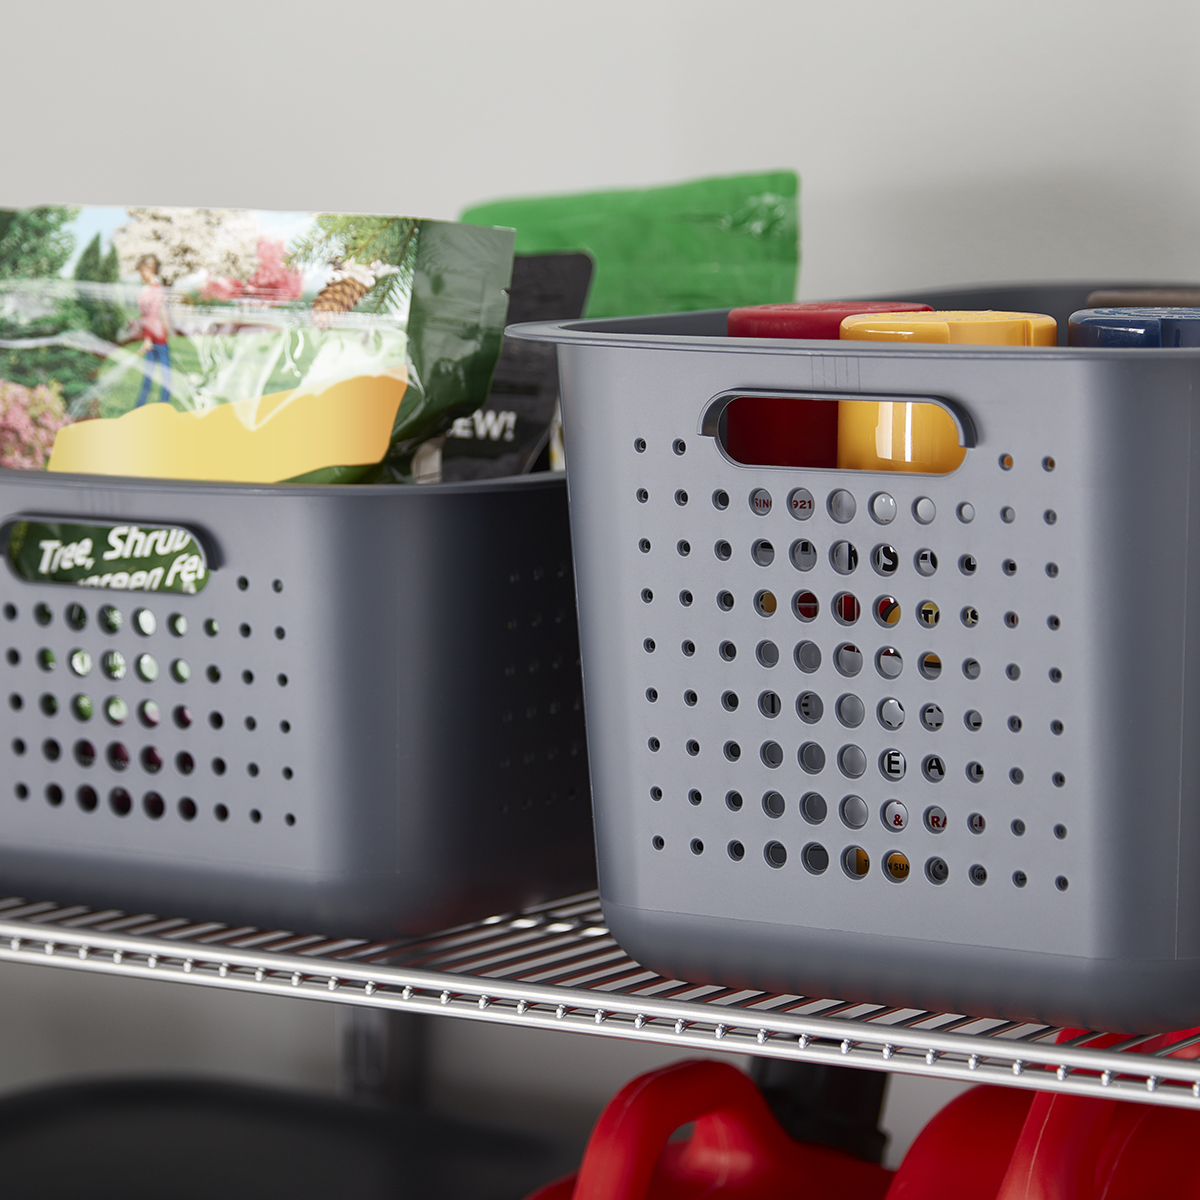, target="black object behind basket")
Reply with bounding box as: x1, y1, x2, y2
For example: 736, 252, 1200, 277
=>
0, 1077, 577, 1200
